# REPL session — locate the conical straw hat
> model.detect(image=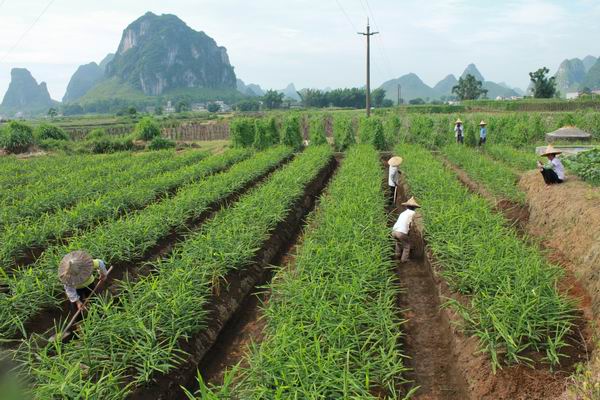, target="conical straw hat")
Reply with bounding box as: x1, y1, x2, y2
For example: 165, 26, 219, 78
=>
540, 144, 562, 157
388, 156, 403, 166
58, 250, 94, 286
479, 120, 487, 126
401, 196, 421, 208
455, 118, 463, 124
